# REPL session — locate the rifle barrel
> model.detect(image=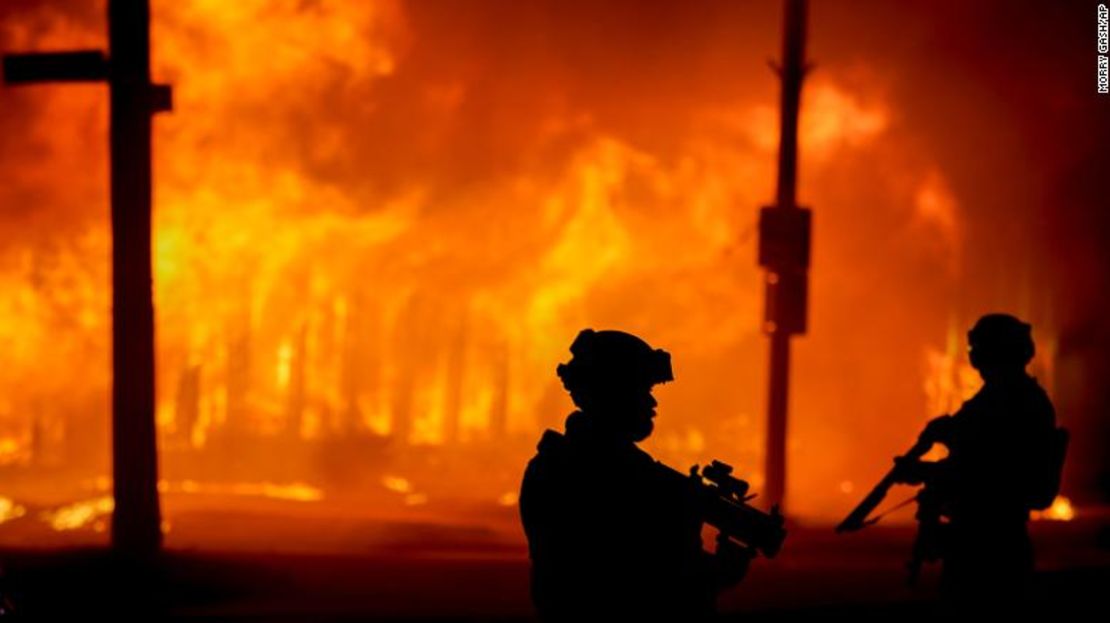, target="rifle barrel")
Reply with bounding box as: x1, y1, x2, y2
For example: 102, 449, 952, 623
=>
836, 469, 898, 533
835, 437, 934, 533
